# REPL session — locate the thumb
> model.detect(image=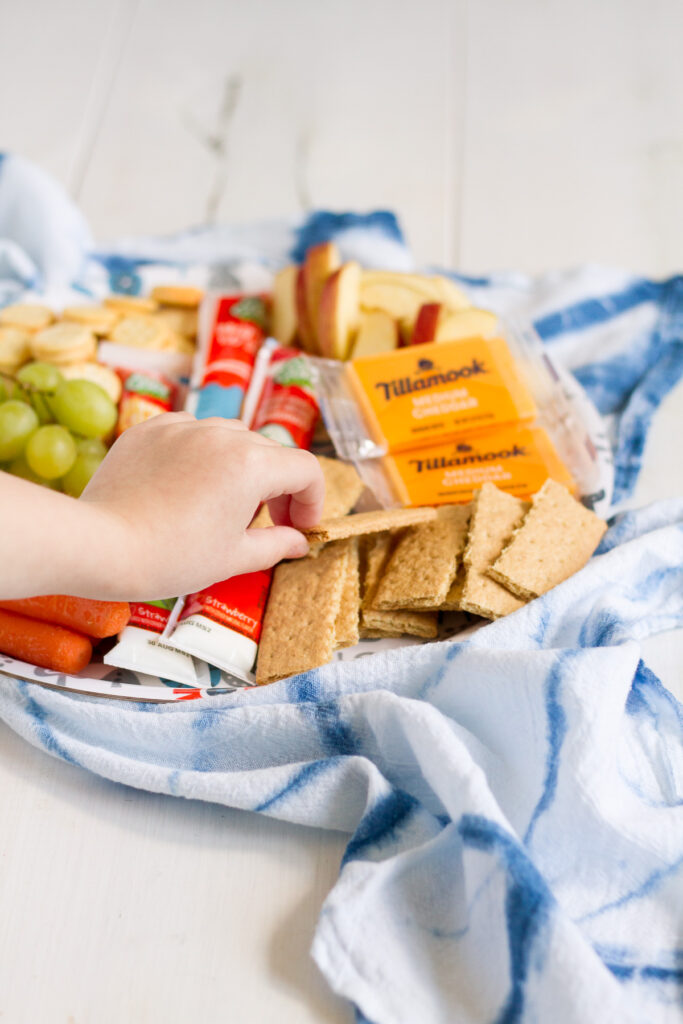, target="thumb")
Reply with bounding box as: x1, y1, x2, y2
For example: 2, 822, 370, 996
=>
236, 525, 310, 574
